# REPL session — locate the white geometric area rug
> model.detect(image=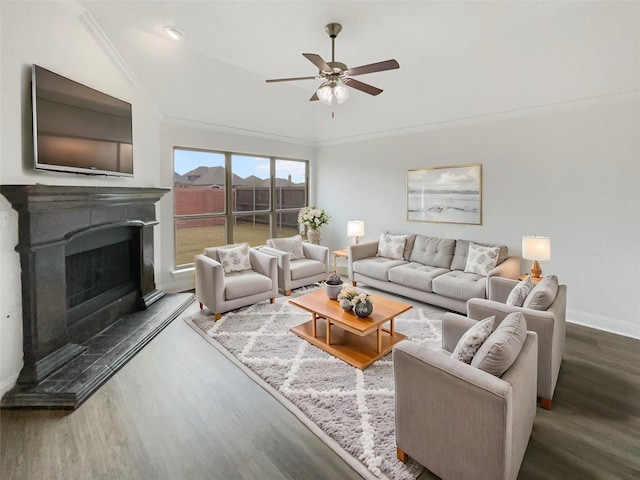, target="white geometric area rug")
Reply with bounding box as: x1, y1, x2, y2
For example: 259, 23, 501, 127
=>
184, 286, 445, 480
